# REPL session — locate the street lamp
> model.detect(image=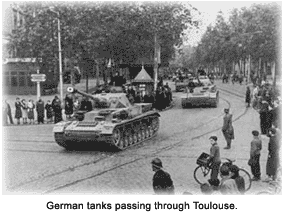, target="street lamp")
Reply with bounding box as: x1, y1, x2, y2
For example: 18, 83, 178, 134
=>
48, 7, 63, 103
